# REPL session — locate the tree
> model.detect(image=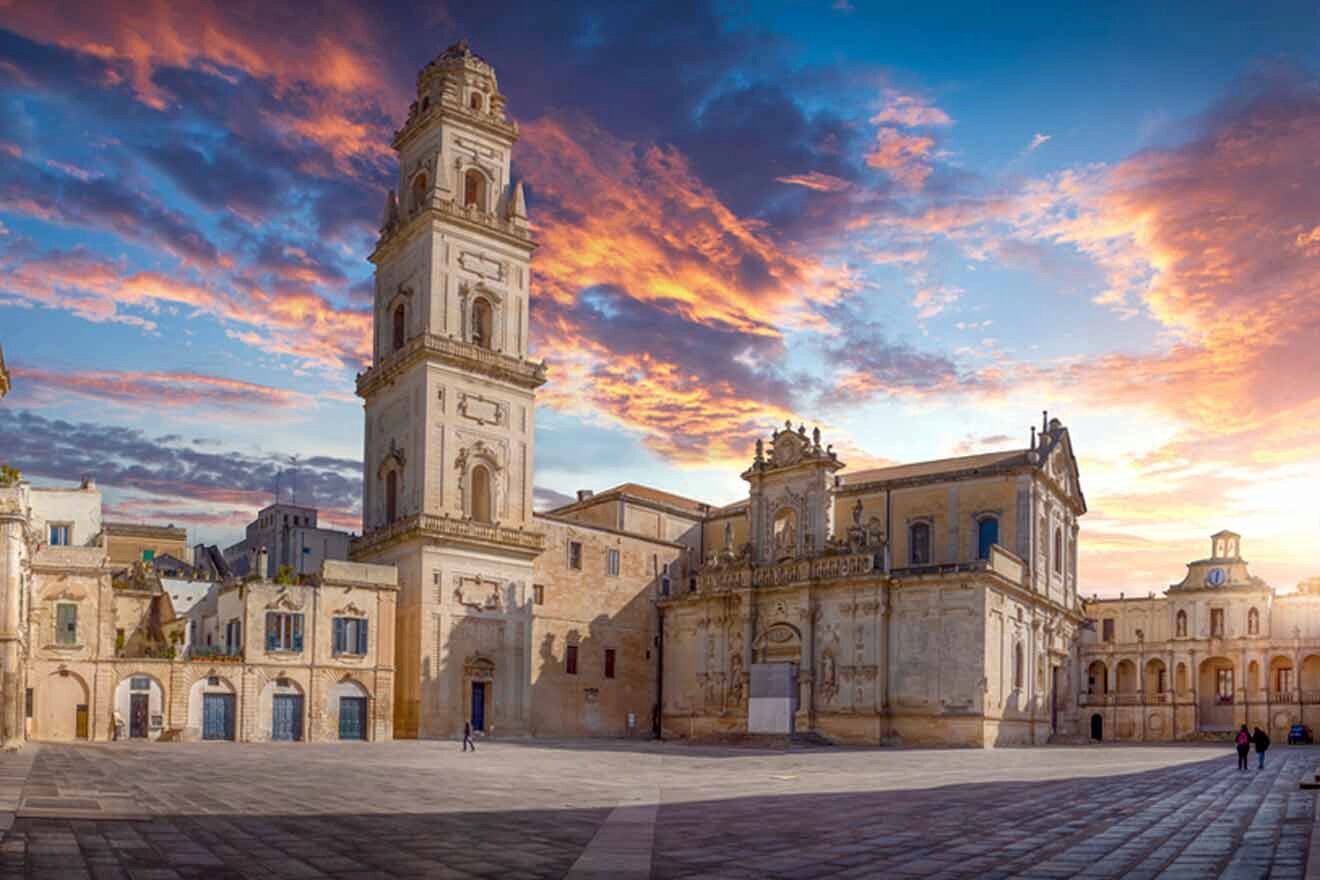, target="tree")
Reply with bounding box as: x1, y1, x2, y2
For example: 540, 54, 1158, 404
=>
274, 564, 297, 585
0, 464, 20, 487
